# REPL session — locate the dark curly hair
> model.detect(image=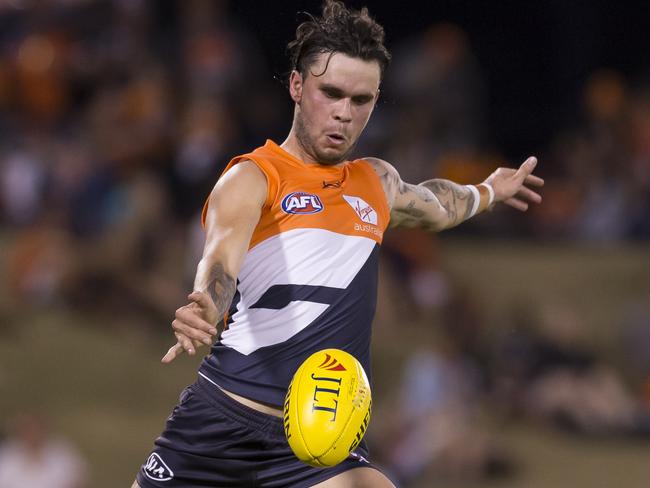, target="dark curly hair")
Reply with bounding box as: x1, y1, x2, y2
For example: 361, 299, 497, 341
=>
287, 0, 391, 80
